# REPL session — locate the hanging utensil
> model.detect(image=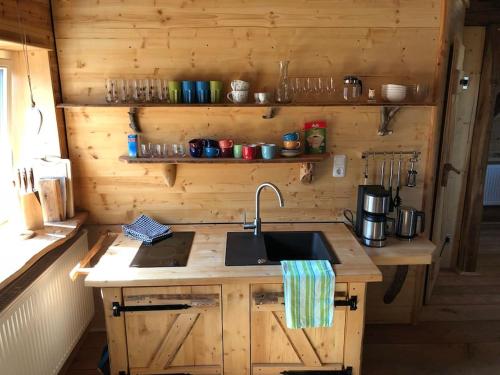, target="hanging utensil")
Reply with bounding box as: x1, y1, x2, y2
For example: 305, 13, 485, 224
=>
394, 153, 402, 208
388, 154, 394, 212
406, 154, 418, 188
363, 156, 369, 184
16, 3, 43, 136
380, 154, 386, 187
